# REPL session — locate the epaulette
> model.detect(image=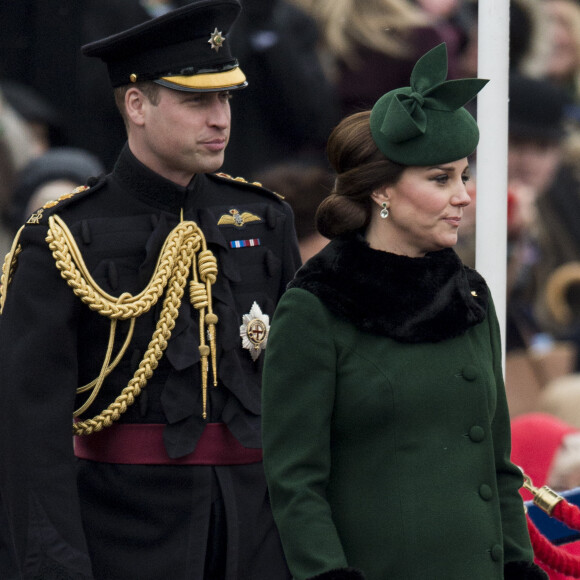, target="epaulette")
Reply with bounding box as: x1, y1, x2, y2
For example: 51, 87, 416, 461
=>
211, 172, 285, 200
24, 182, 101, 226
